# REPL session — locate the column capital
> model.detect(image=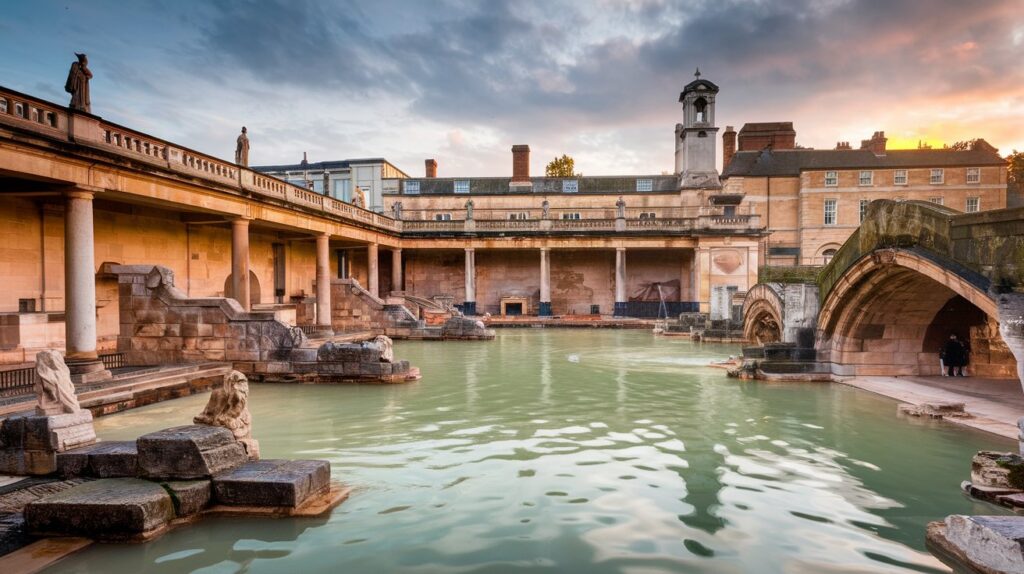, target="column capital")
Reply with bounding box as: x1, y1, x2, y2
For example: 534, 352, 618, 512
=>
616, 246, 626, 253
231, 217, 252, 226
64, 185, 103, 200
540, 247, 550, 253
465, 247, 475, 253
